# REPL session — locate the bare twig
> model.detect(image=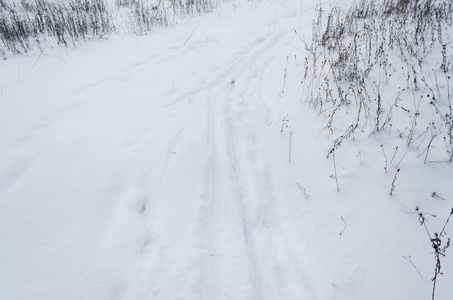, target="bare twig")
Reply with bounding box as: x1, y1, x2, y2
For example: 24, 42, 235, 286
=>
390, 168, 400, 196
381, 144, 388, 173
32, 51, 43, 69
184, 28, 197, 46
339, 216, 347, 236
390, 146, 399, 165
296, 183, 311, 200
332, 152, 340, 192
403, 255, 423, 279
